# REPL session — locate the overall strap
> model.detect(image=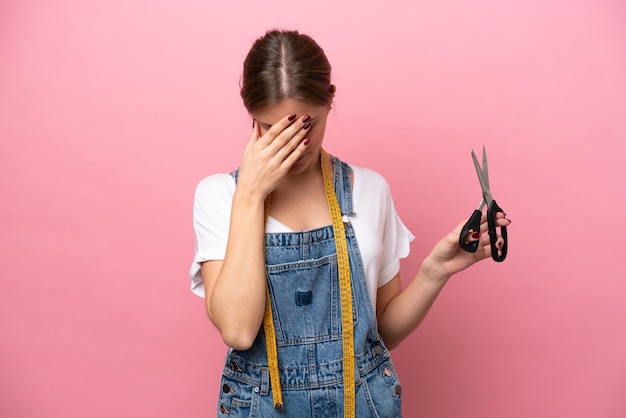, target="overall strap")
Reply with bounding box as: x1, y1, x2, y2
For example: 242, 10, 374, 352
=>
230, 154, 355, 217
331, 156, 356, 217
232, 151, 357, 417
